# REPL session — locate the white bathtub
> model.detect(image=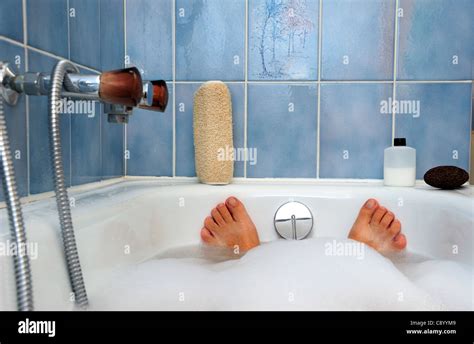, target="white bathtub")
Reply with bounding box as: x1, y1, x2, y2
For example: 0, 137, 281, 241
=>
0, 178, 472, 311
